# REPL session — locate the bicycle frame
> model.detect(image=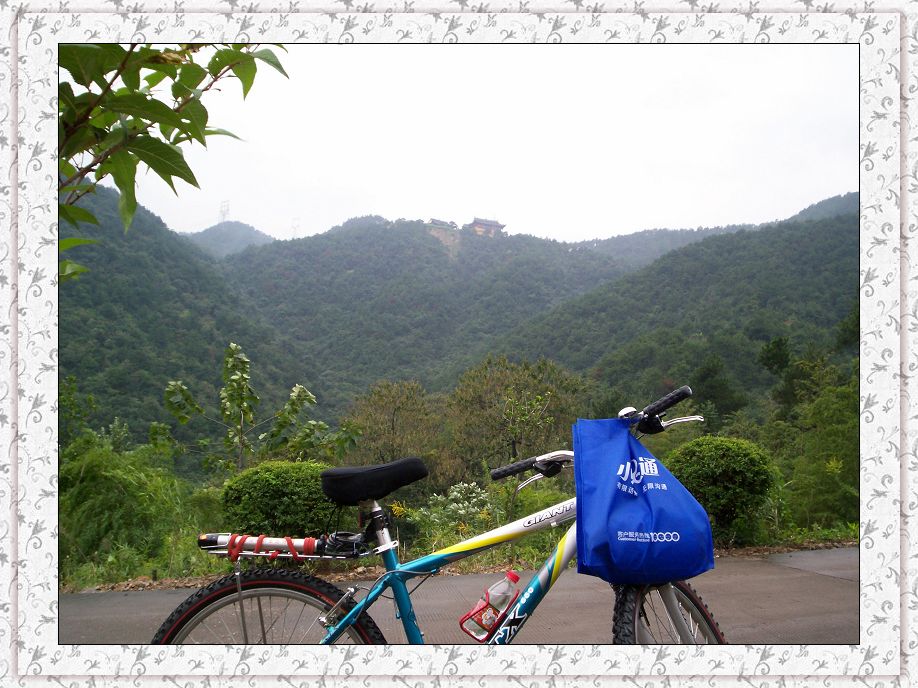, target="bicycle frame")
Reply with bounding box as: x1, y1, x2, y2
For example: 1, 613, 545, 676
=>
321, 496, 578, 645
